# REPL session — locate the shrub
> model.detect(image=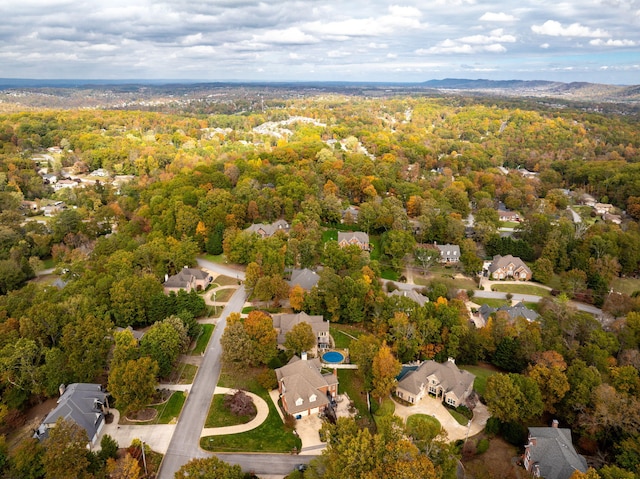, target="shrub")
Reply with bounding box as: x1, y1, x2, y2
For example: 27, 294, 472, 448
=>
484, 417, 500, 436
224, 390, 256, 417
97, 434, 119, 463
257, 368, 278, 390
386, 281, 398, 292
476, 438, 490, 454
